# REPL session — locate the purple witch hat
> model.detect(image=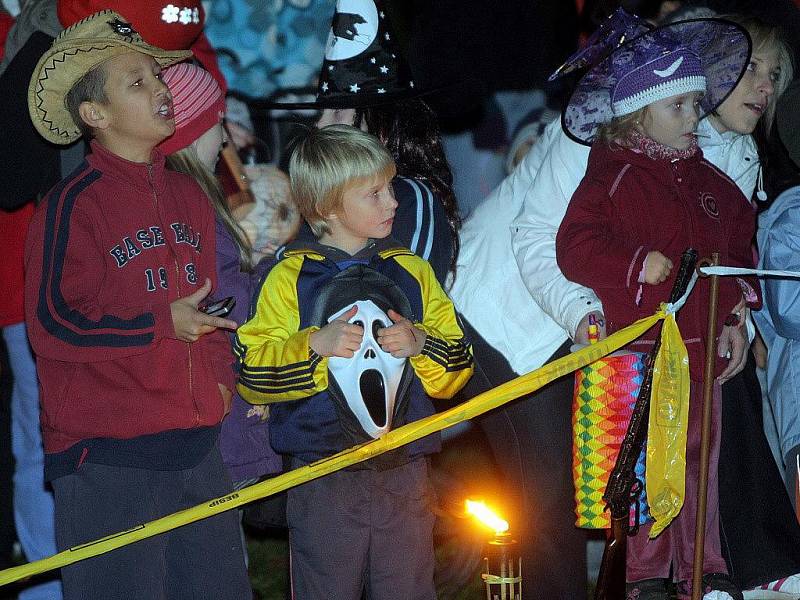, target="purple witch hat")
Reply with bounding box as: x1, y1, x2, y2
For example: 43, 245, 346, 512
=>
549, 8, 652, 81
562, 18, 751, 146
